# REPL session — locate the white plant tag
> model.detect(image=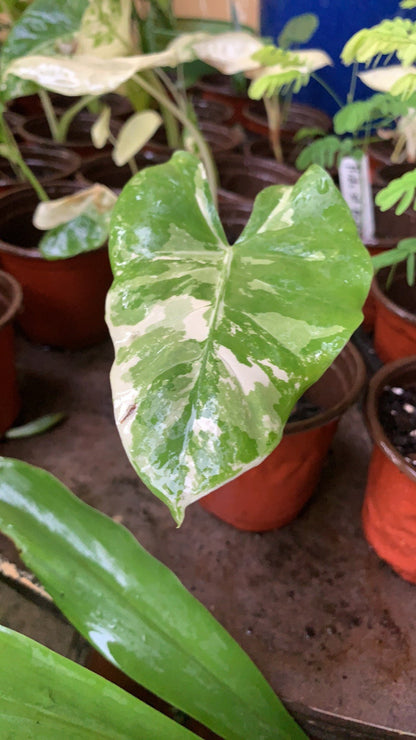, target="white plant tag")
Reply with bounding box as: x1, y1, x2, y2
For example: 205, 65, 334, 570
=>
339, 154, 375, 244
